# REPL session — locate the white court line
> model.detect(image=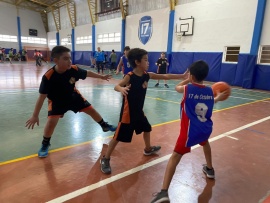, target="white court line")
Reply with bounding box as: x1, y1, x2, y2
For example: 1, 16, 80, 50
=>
46, 115, 270, 203
226, 135, 239, 140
